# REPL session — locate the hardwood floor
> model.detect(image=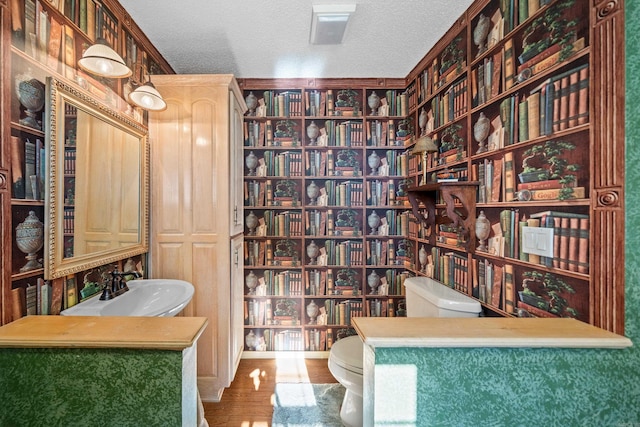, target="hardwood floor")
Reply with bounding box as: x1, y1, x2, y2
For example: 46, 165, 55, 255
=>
203, 355, 337, 426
